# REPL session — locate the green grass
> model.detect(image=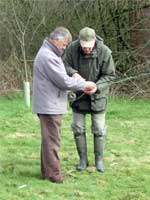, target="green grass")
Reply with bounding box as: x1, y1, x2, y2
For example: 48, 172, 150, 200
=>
0, 92, 150, 200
